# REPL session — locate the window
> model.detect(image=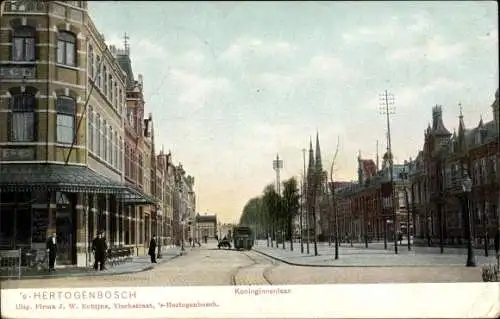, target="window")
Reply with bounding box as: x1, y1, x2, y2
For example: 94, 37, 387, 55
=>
108, 126, 113, 164
108, 74, 113, 101
96, 56, 101, 87
96, 114, 101, 156
88, 107, 94, 151
88, 44, 94, 79
113, 82, 118, 108
57, 31, 76, 66
114, 132, 118, 168
103, 120, 108, 161
119, 137, 123, 171
103, 66, 108, 96
56, 96, 76, 144
12, 27, 36, 62
10, 93, 36, 142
